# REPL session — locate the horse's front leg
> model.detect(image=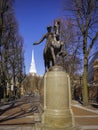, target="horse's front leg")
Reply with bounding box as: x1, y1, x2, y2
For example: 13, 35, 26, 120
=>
51, 47, 56, 66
